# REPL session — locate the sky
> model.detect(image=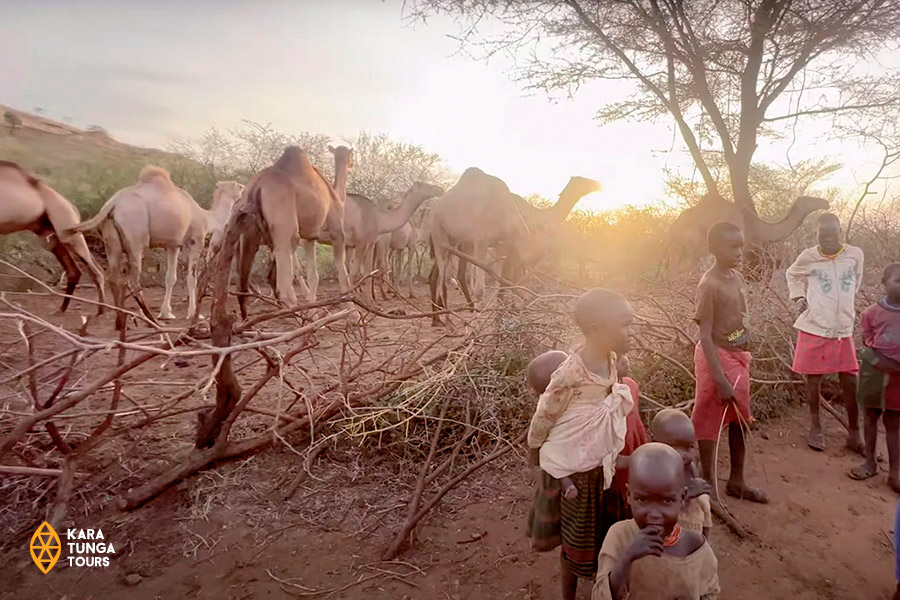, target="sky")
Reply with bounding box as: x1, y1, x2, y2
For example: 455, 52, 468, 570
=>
0, 0, 894, 212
